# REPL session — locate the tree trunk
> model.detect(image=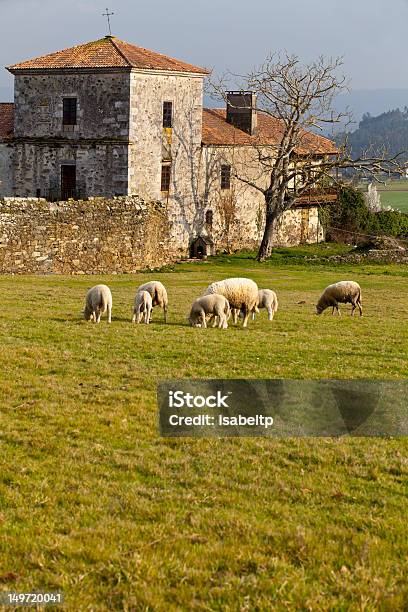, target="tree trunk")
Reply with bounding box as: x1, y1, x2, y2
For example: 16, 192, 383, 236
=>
257, 205, 281, 261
